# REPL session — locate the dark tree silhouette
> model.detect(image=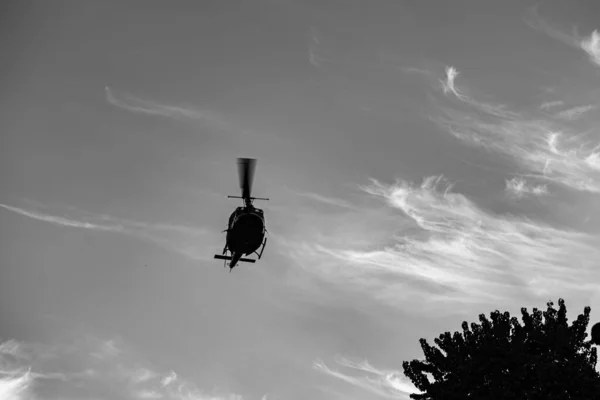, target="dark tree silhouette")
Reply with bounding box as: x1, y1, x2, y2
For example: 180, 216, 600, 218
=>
592, 322, 600, 345
403, 299, 600, 400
